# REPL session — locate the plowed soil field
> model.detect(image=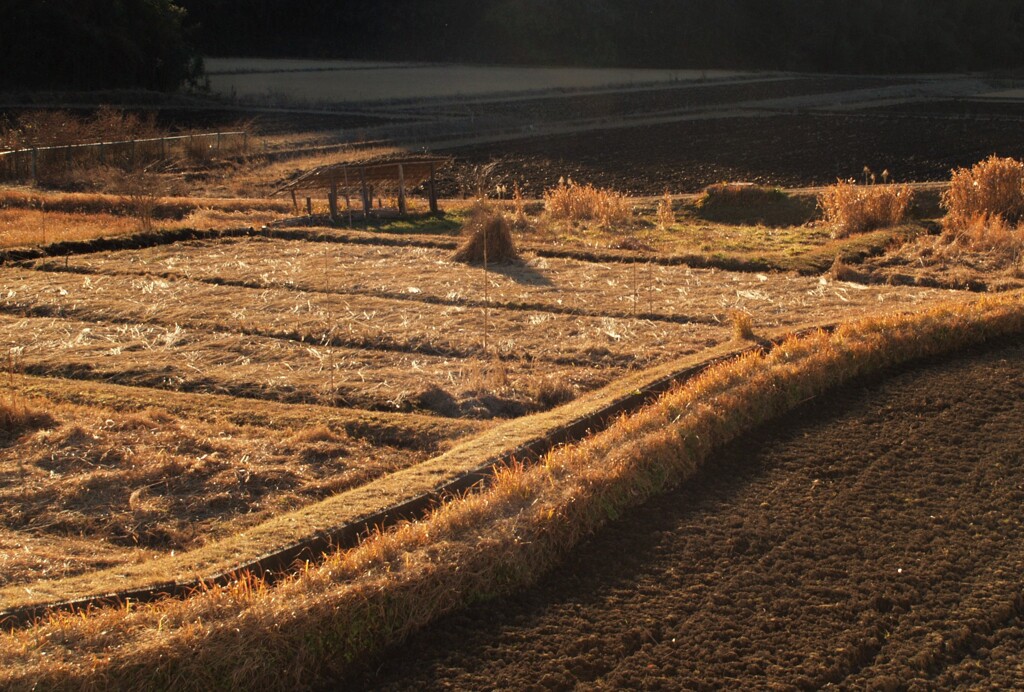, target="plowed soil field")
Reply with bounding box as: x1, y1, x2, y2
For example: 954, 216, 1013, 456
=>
358, 338, 1024, 690
447, 112, 1024, 196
